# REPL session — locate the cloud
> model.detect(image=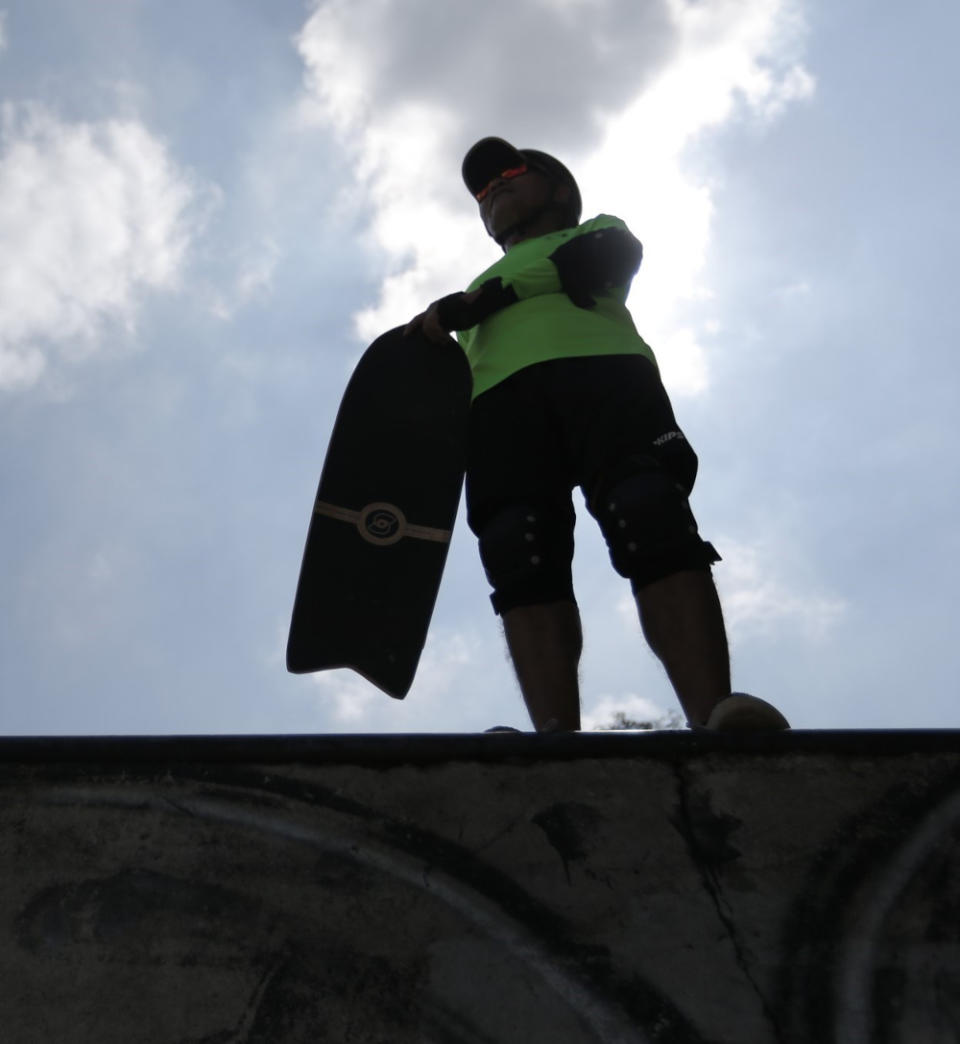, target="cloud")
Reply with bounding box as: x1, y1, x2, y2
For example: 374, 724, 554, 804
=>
713, 538, 847, 641
611, 533, 846, 646
294, 0, 679, 340
0, 103, 208, 391
581, 691, 680, 731
582, 0, 816, 394
295, 0, 814, 382
296, 0, 677, 151
306, 628, 481, 728
0, 12, 6, 53
209, 237, 282, 320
